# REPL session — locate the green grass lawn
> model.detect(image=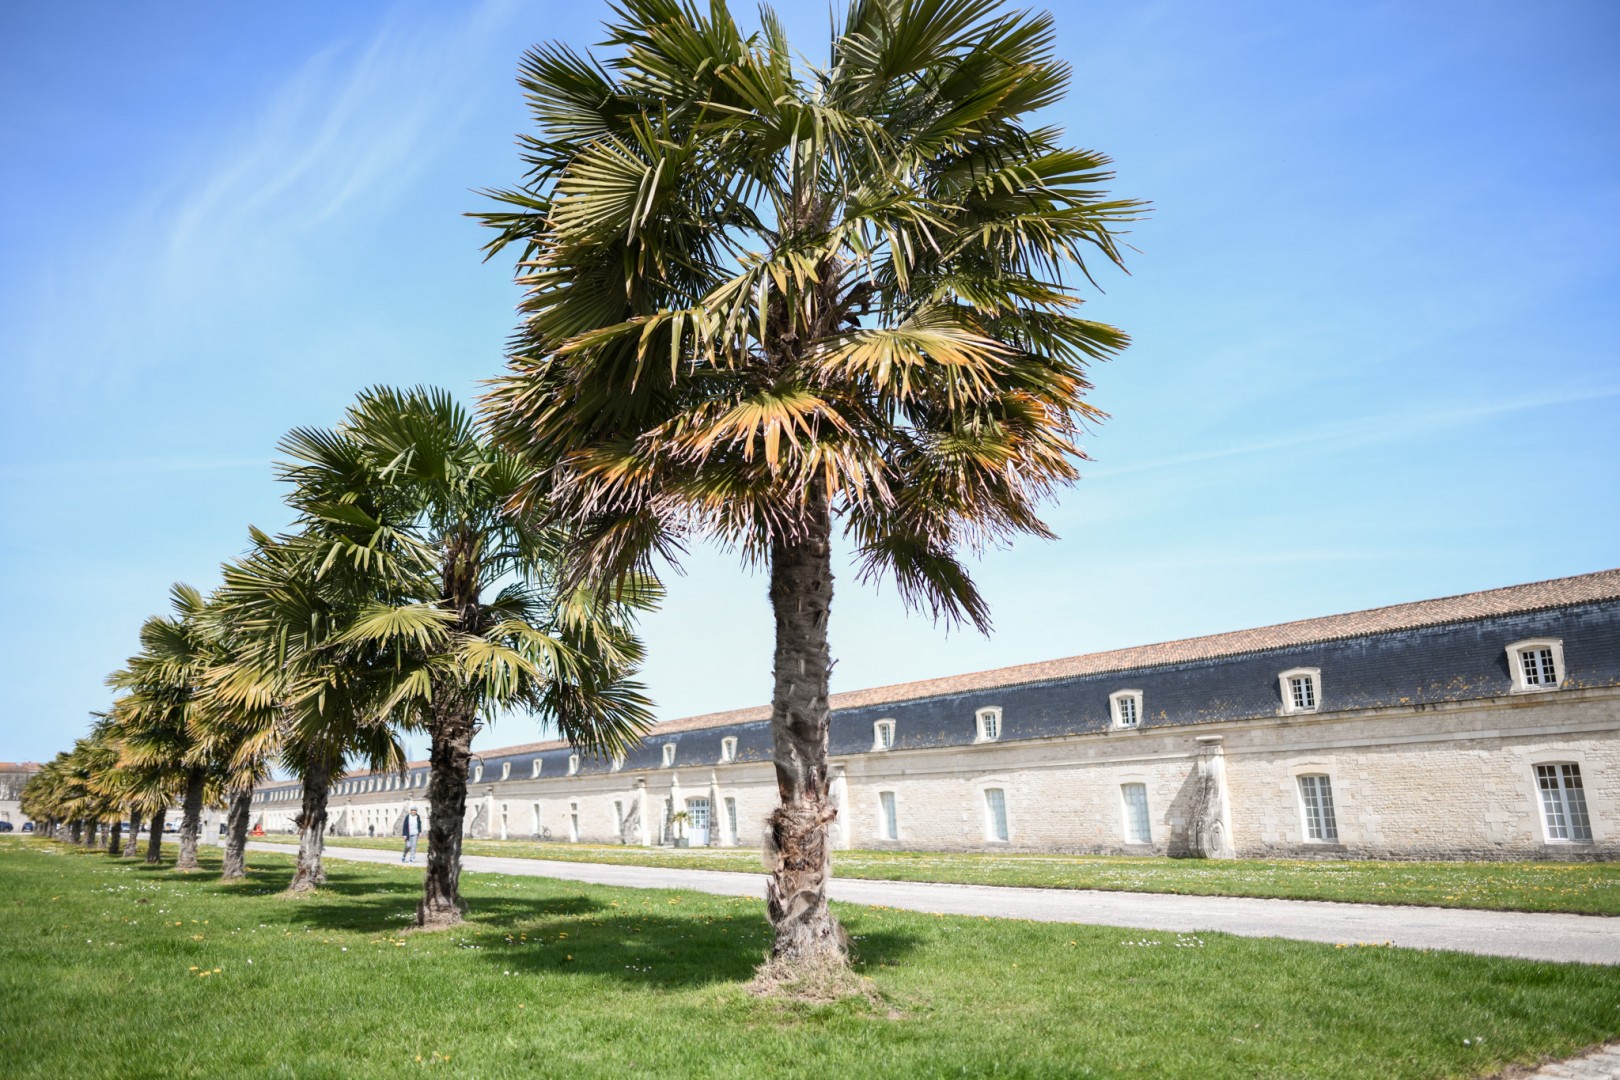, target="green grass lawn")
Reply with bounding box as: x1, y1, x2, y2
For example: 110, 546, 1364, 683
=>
260, 833, 1620, 915
6, 837, 1618, 1079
